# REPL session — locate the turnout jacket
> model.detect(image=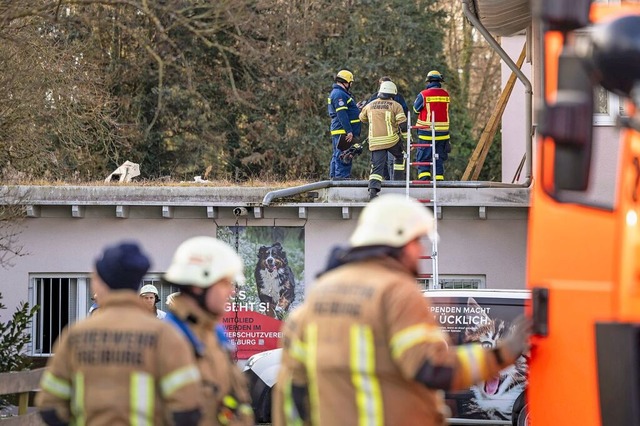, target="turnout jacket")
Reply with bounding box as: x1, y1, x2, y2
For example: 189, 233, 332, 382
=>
413, 85, 450, 137
36, 291, 202, 426
167, 294, 253, 426
359, 98, 407, 151
280, 256, 508, 426
327, 84, 361, 137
